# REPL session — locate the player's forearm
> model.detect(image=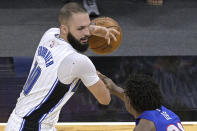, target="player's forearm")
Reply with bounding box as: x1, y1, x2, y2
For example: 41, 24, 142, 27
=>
89, 25, 97, 35
110, 85, 125, 102
89, 25, 106, 36
89, 25, 95, 35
